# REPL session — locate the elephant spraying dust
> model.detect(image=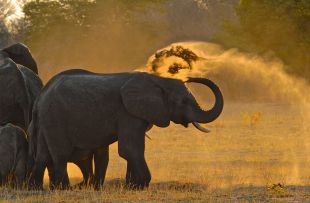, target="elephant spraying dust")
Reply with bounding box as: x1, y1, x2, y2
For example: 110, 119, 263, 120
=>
0, 123, 28, 188
29, 69, 223, 189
